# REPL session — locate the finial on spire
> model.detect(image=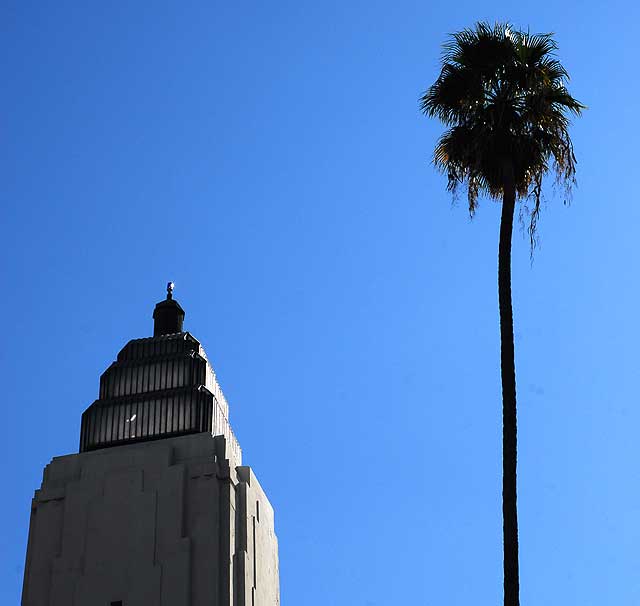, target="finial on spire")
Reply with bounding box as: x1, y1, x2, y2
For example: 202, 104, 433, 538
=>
167, 281, 174, 300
